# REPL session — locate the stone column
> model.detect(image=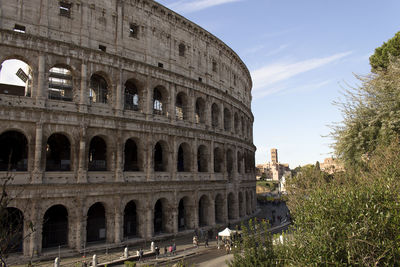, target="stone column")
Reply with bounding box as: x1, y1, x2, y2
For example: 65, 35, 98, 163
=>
145, 138, 153, 181
75, 198, 86, 251
114, 198, 122, 244
222, 195, 228, 223
209, 198, 216, 226
80, 62, 88, 108
115, 70, 123, 112
32, 122, 43, 184
137, 204, 148, 239
145, 77, 153, 115
205, 96, 212, 127
192, 138, 198, 179
210, 141, 214, 179
171, 207, 178, 234
28, 200, 40, 257
115, 131, 124, 182
170, 136, 176, 180
106, 208, 115, 243
220, 103, 224, 131
233, 146, 238, 181
169, 84, 176, 119
77, 124, 87, 183
145, 206, 153, 239
36, 54, 46, 101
